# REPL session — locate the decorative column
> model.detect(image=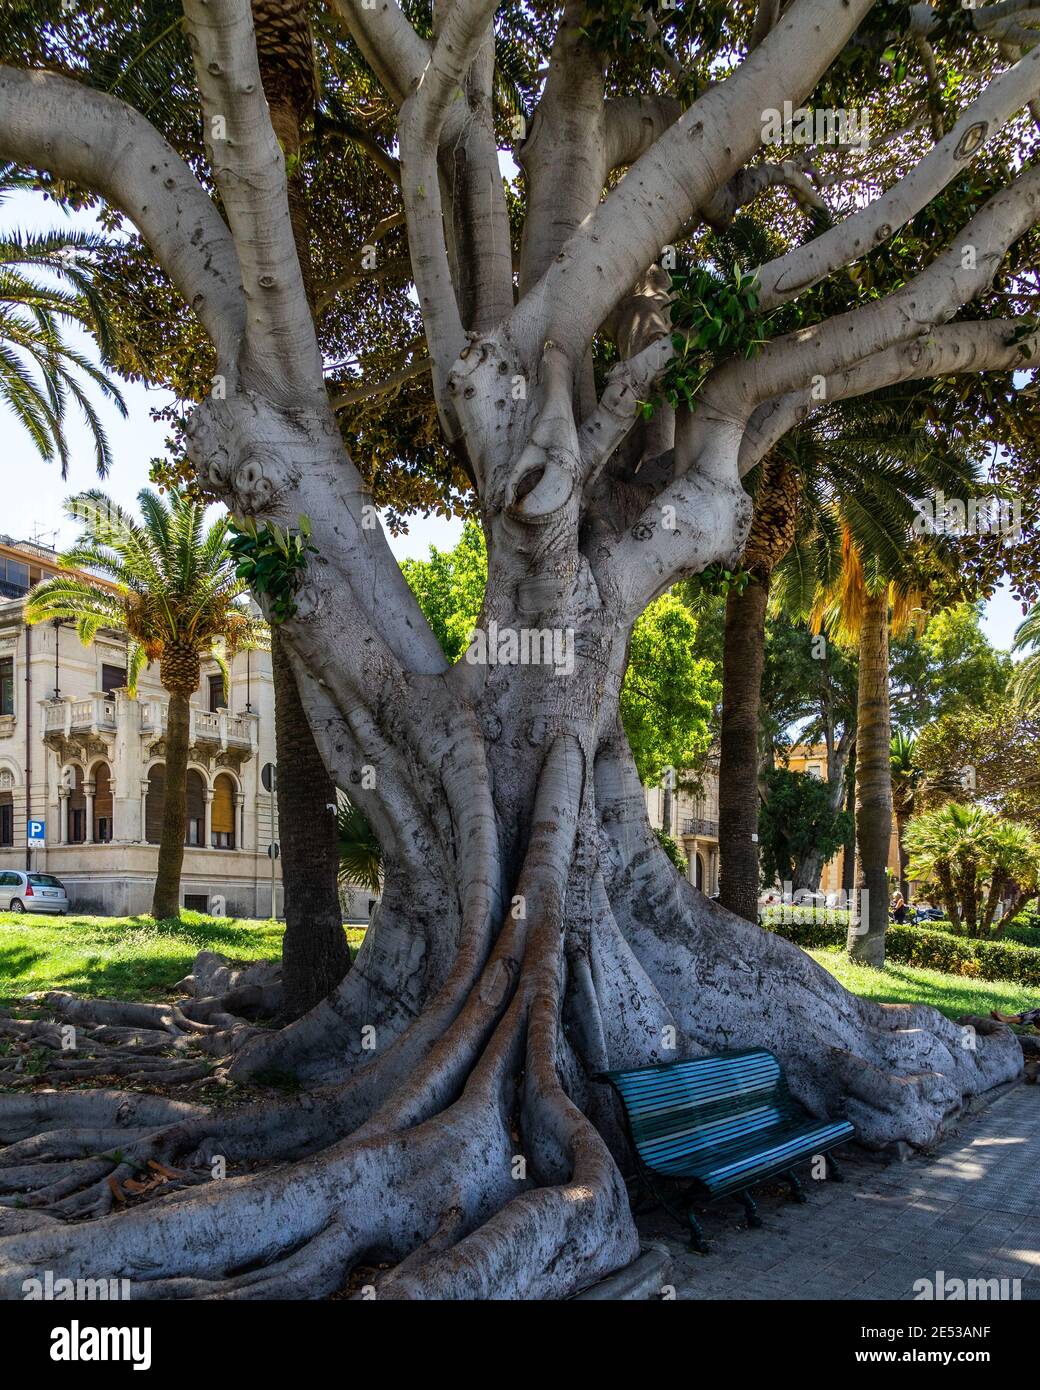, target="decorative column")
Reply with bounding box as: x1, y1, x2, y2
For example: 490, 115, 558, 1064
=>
140, 780, 149, 844
83, 781, 95, 844
112, 688, 139, 841
203, 788, 213, 849
235, 793, 245, 851
59, 788, 69, 845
